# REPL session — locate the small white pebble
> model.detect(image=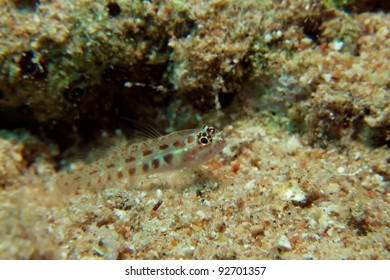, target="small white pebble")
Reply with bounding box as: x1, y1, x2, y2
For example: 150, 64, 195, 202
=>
156, 189, 162, 198
244, 179, 257, 190
319, 213, 329, 233
309, 218, 317, 230
362, 174, 385, 190
277, 235, 292, 250
275, 30, 283, 38
183, 247, 195, 257
323, 73, 332, 82
354, 152, 361, 161
337, 167, 346, 173
264, 33, 272, 43
202, 199, 211, 206
284, 136, 302, 154
113, 209, 126, 219
196, 210, 205, 219
250, 225, 264, 238
332, 40, 344, 51
244, 207, 251, 218
300, 37, 312, 46
92, 248, 104, 257
327, 183, 340, 194
303, 253, 315, 260
140, 191, 147, 198
327, 227, 334, 237
284, 183, 306, 202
